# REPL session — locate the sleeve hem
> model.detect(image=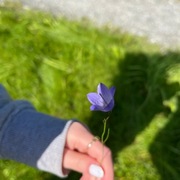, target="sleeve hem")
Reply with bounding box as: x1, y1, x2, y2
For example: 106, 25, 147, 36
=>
37, 120, 74, 178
